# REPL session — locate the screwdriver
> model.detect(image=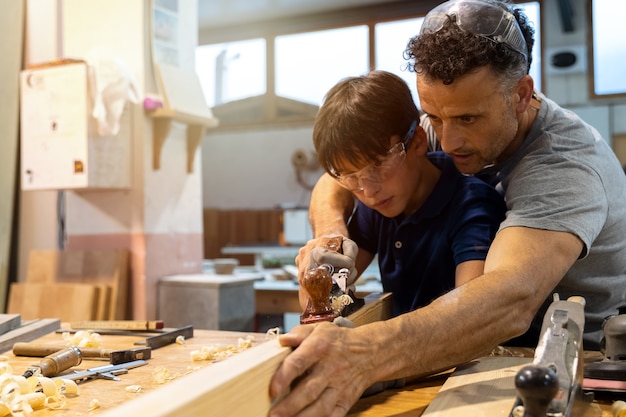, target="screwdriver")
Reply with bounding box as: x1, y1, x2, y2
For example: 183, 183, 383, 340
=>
22, 346, 82, 378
